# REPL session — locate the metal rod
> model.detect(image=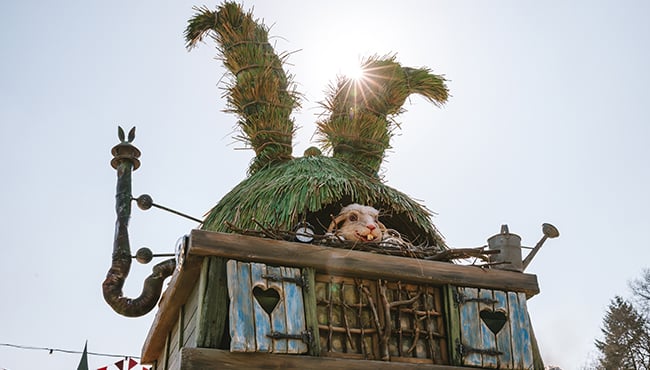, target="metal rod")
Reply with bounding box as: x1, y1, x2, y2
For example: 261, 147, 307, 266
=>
133, 194, 203, 224
149, 202, 203, 224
